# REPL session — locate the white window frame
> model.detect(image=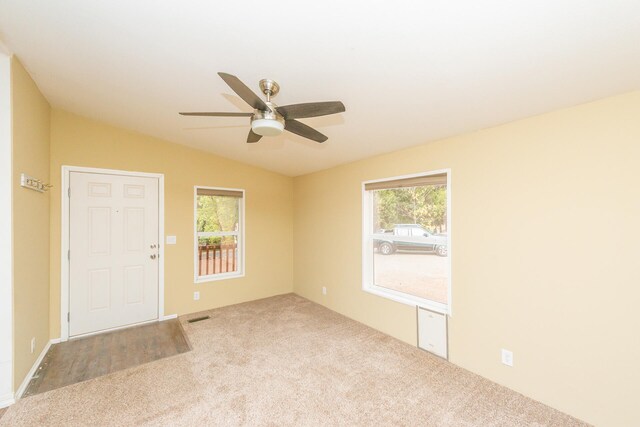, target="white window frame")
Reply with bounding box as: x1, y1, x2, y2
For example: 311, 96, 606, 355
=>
362, 169, 452, 315
193, 186, 245, 283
